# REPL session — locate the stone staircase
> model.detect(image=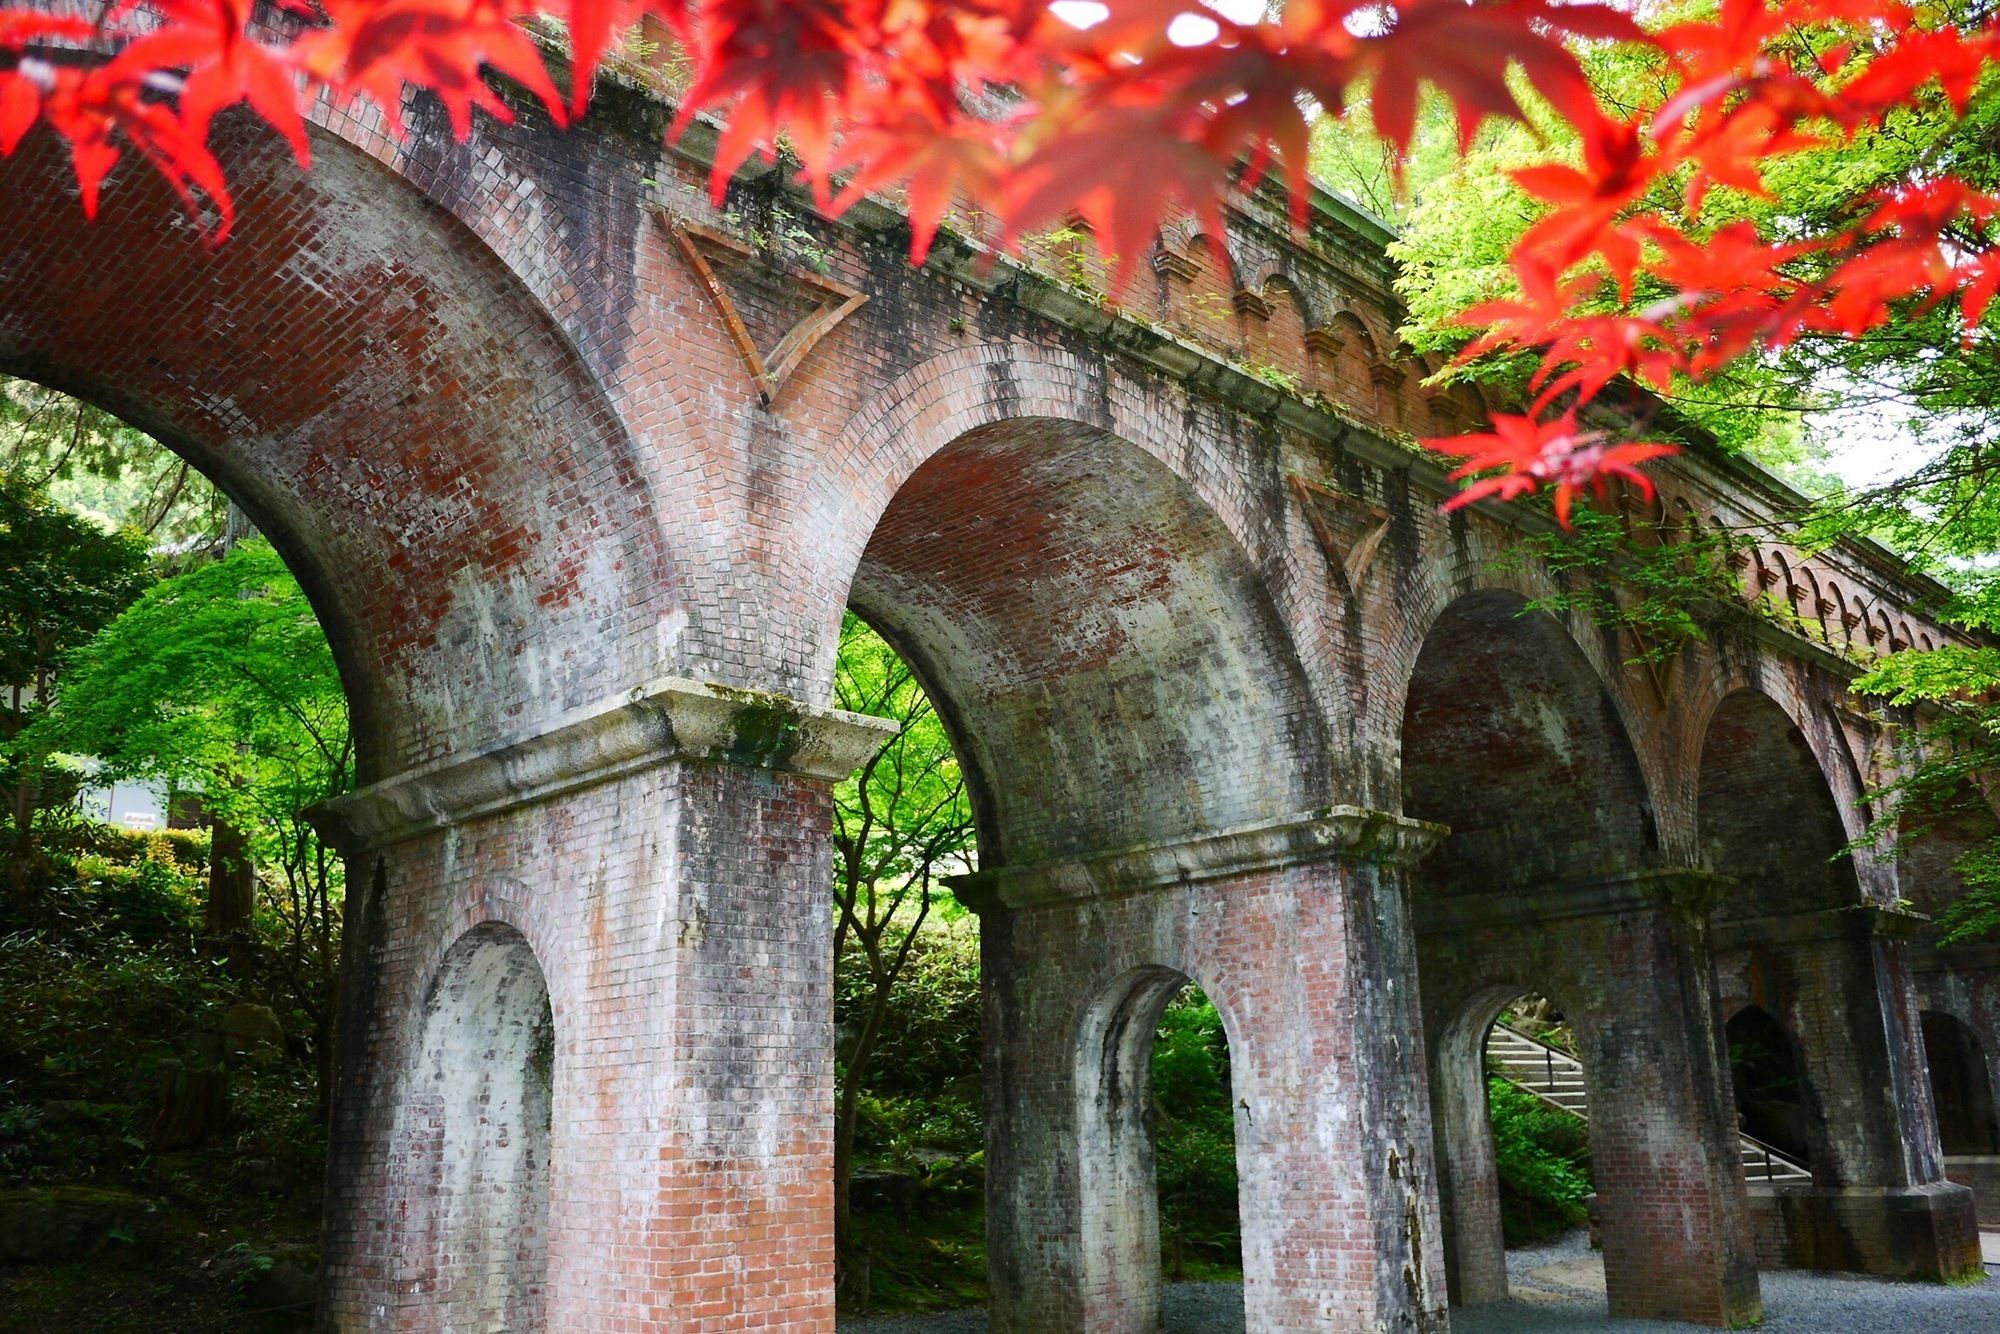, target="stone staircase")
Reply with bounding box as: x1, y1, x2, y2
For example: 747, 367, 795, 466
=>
1486, 1021, 1812, 1185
